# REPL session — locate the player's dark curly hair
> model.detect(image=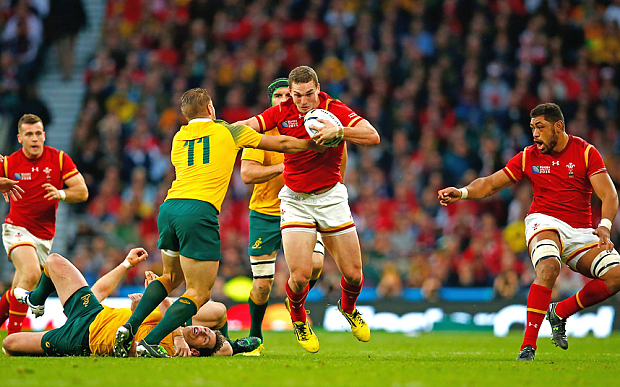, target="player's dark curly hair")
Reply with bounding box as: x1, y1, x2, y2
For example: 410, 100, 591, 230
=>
530, 103, 565, 129
196, 330, 226, 357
